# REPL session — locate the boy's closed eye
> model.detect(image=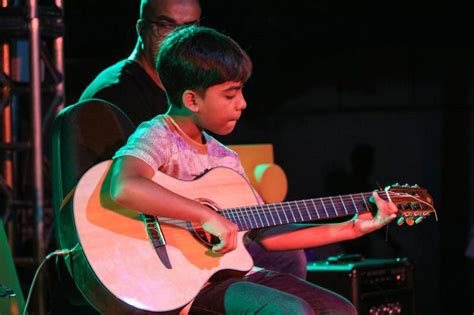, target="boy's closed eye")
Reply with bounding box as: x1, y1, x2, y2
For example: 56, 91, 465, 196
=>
220, 83, 244, 100
223, 88, 244, 100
